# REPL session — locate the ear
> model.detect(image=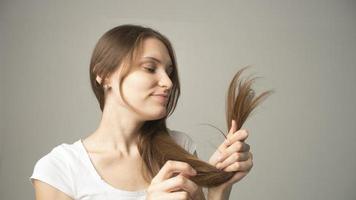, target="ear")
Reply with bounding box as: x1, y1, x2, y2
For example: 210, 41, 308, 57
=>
96, 75, 103, 85
96, 75, 112, 89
